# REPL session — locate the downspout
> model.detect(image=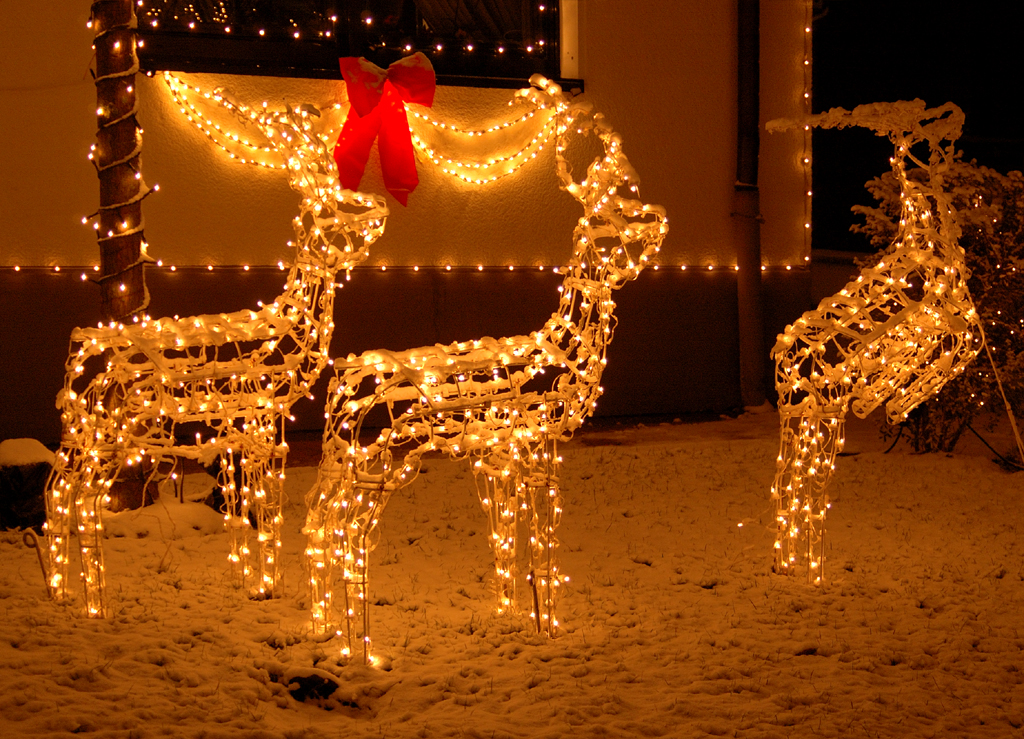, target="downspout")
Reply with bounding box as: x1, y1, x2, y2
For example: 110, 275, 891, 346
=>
733, 0, 766, 406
